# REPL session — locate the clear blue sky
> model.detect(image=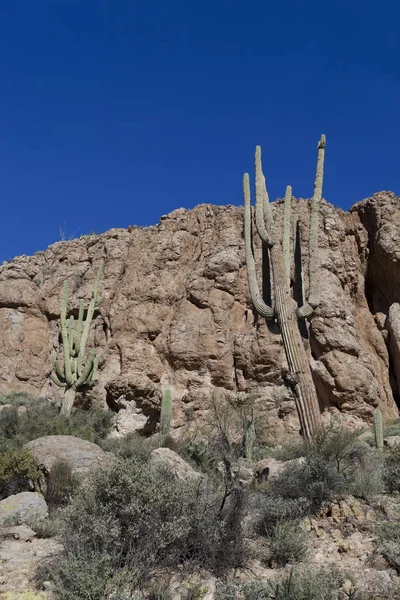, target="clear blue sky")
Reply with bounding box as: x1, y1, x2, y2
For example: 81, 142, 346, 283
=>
1, 1, 399, 261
